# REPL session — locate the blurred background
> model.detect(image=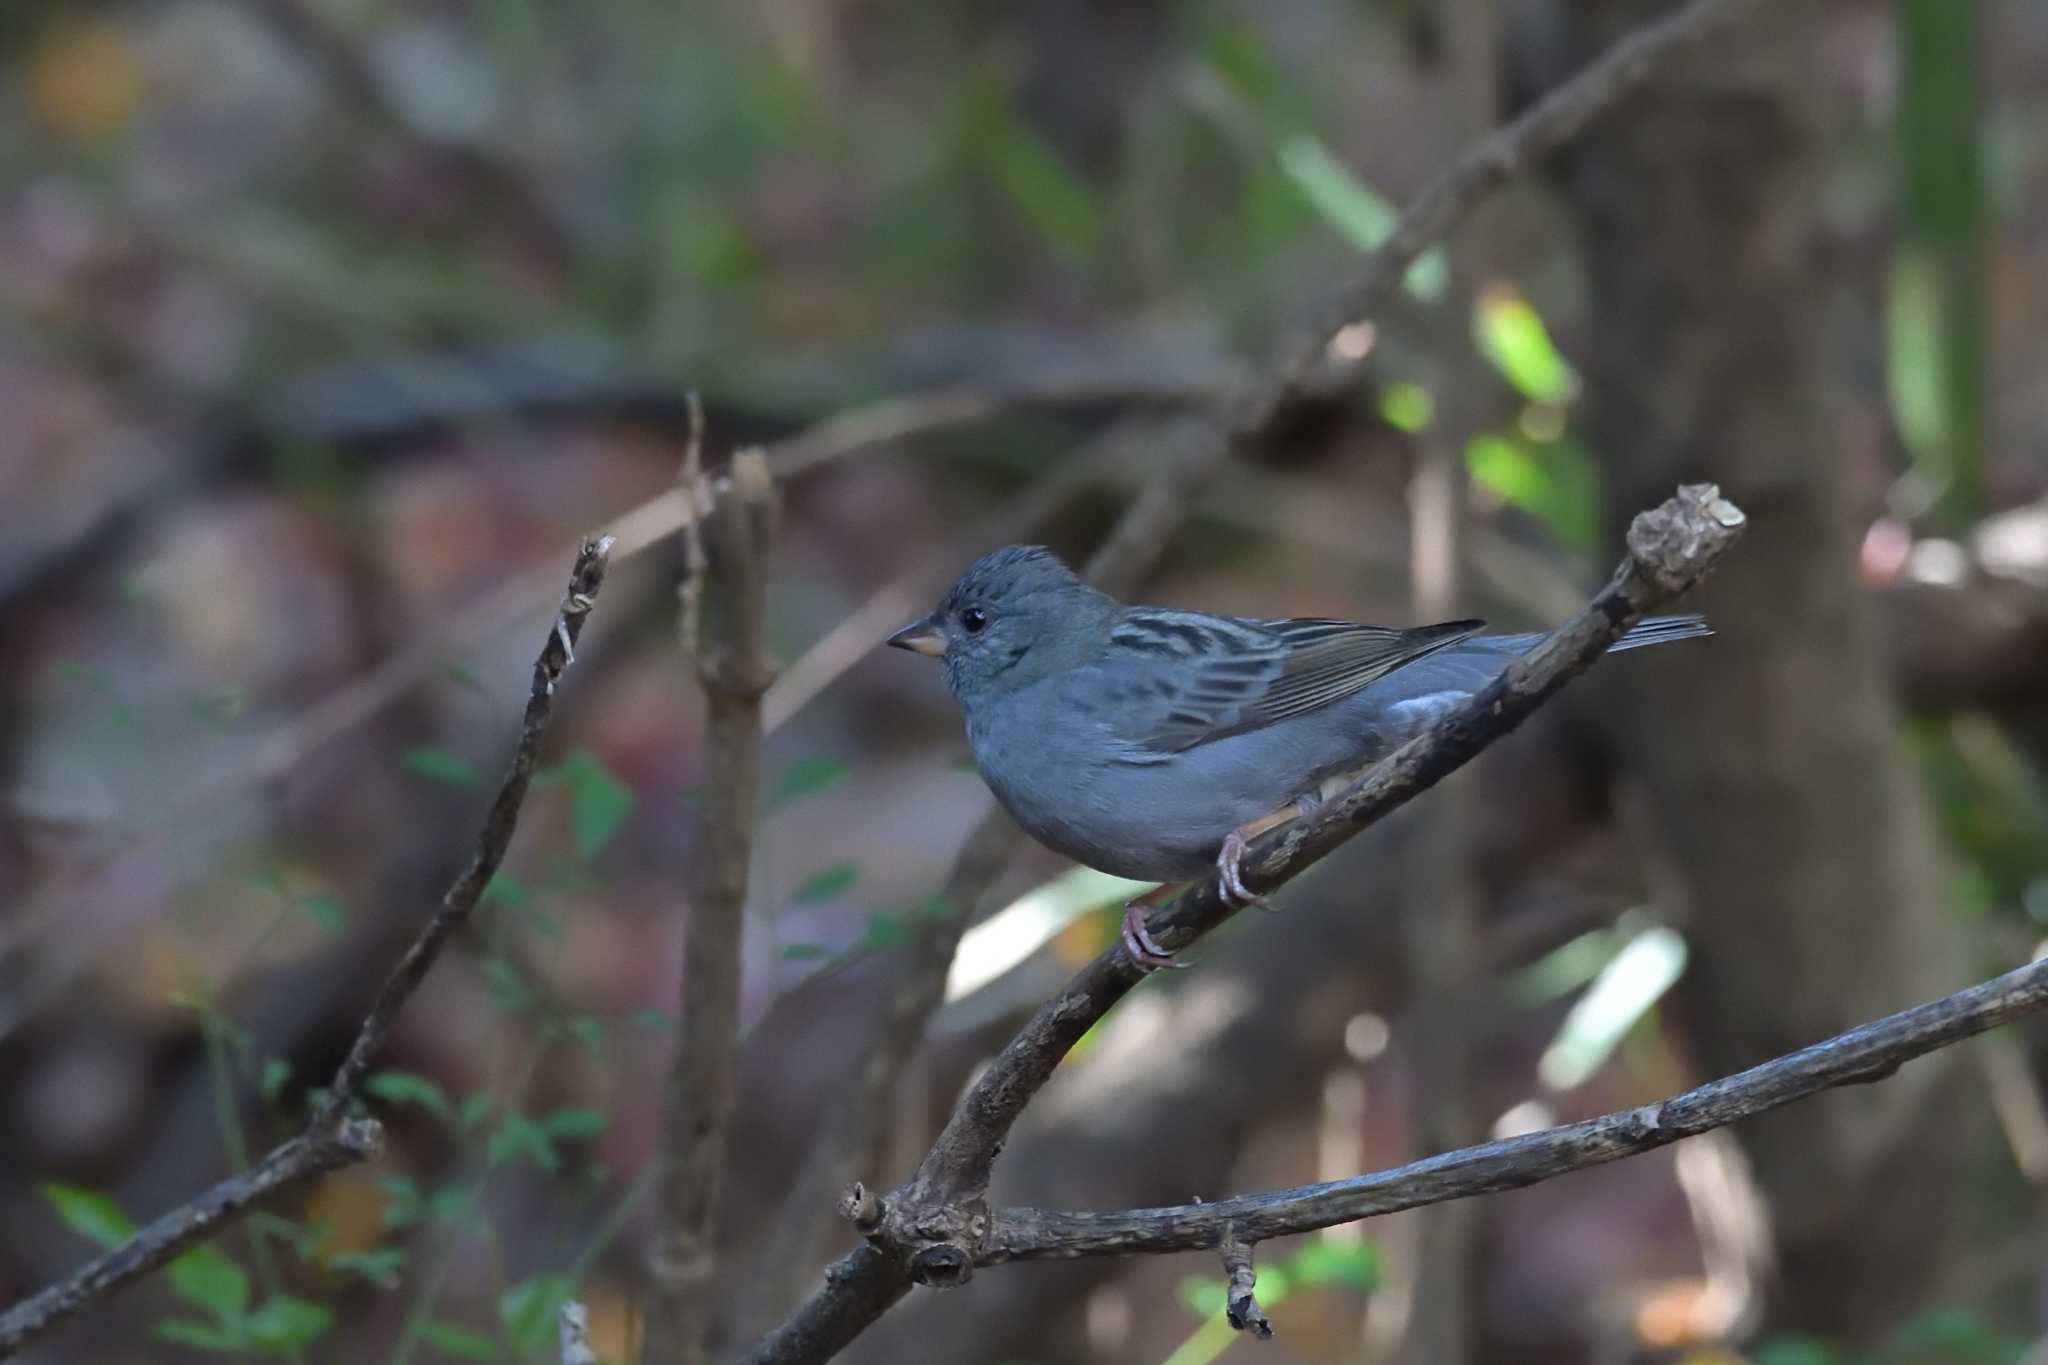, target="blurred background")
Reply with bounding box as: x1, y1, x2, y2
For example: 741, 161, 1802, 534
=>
4, 0, 2048, 1362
